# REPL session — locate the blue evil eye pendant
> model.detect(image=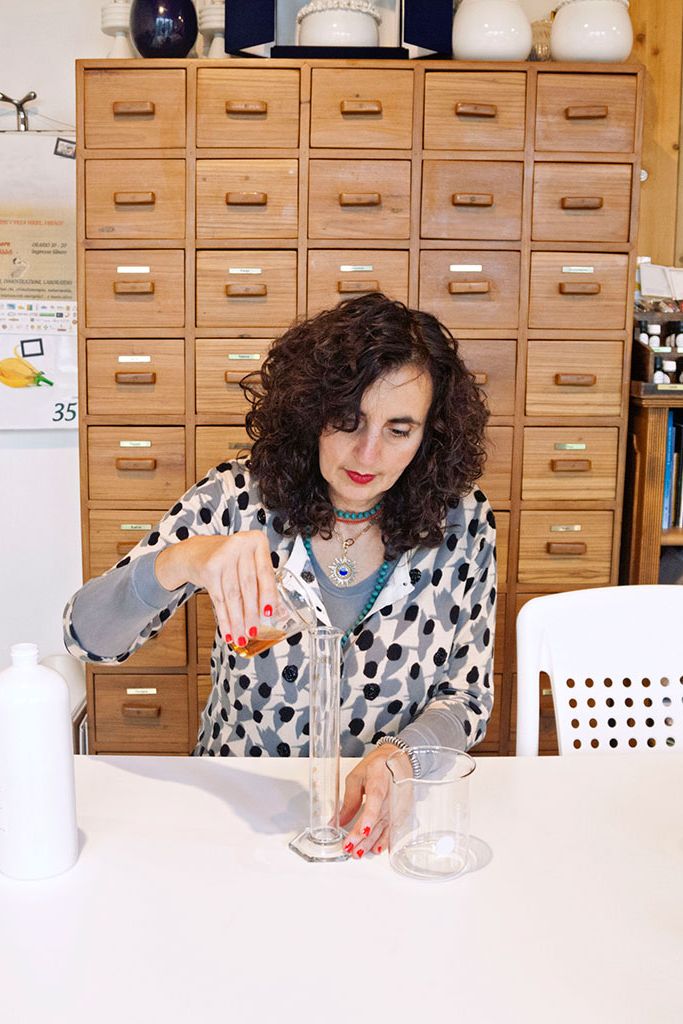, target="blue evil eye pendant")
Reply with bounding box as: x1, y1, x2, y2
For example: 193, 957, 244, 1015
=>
327, 555, 356, 587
